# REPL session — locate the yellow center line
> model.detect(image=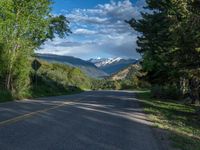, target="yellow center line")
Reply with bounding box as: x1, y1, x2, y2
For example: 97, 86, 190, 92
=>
0, 102, 74, 127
